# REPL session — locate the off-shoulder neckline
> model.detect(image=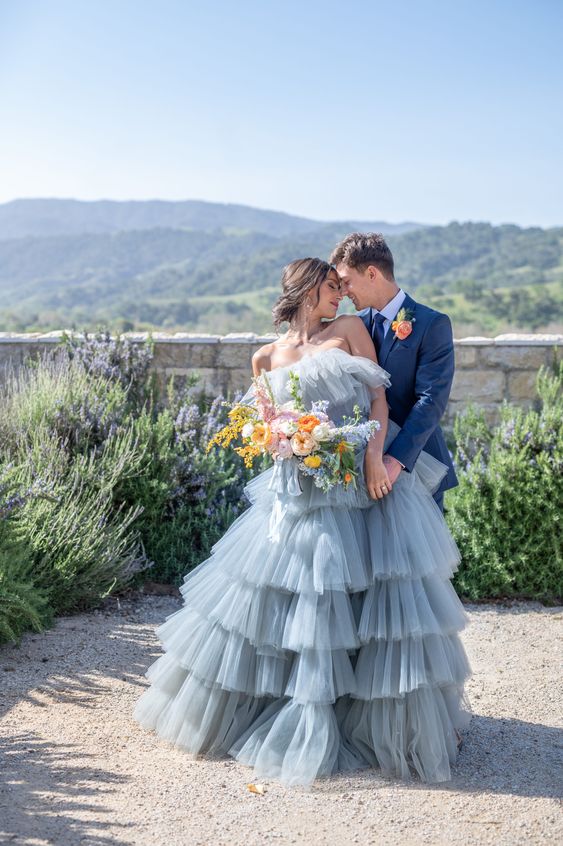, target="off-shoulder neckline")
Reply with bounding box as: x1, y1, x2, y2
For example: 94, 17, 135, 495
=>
265, 346, 383, 377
